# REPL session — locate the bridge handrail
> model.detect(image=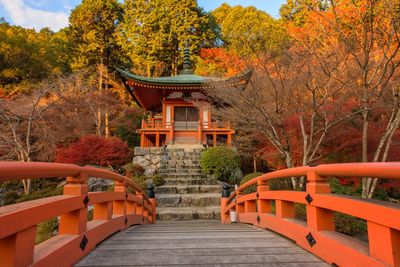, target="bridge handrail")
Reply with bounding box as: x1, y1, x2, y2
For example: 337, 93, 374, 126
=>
0, 162, 157, 267
221, 162, 400, 267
